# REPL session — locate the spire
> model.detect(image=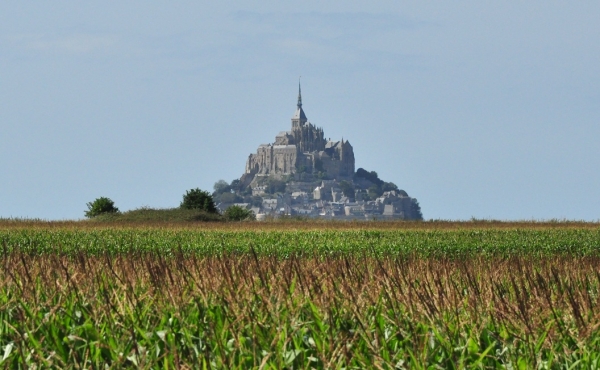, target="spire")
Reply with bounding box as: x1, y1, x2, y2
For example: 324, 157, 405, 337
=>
297, 77, 303, 109
292, 77, 307, 124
